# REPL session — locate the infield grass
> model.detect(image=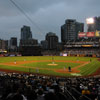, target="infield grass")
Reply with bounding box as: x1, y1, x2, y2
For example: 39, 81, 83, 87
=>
0, 56, 99, 76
